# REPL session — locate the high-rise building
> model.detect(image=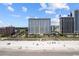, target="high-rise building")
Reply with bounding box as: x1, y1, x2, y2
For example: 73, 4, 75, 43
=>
28, 18, 51, 35
60, 16, 74, 34
72, 10, 79, 33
